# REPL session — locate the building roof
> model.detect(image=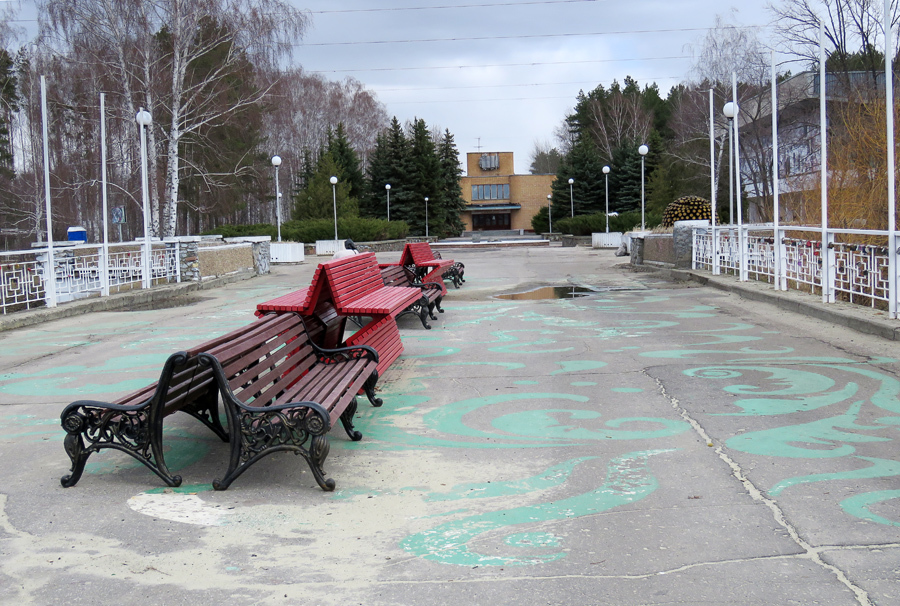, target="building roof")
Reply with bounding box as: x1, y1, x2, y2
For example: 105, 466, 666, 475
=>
464, 203, 522, 212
